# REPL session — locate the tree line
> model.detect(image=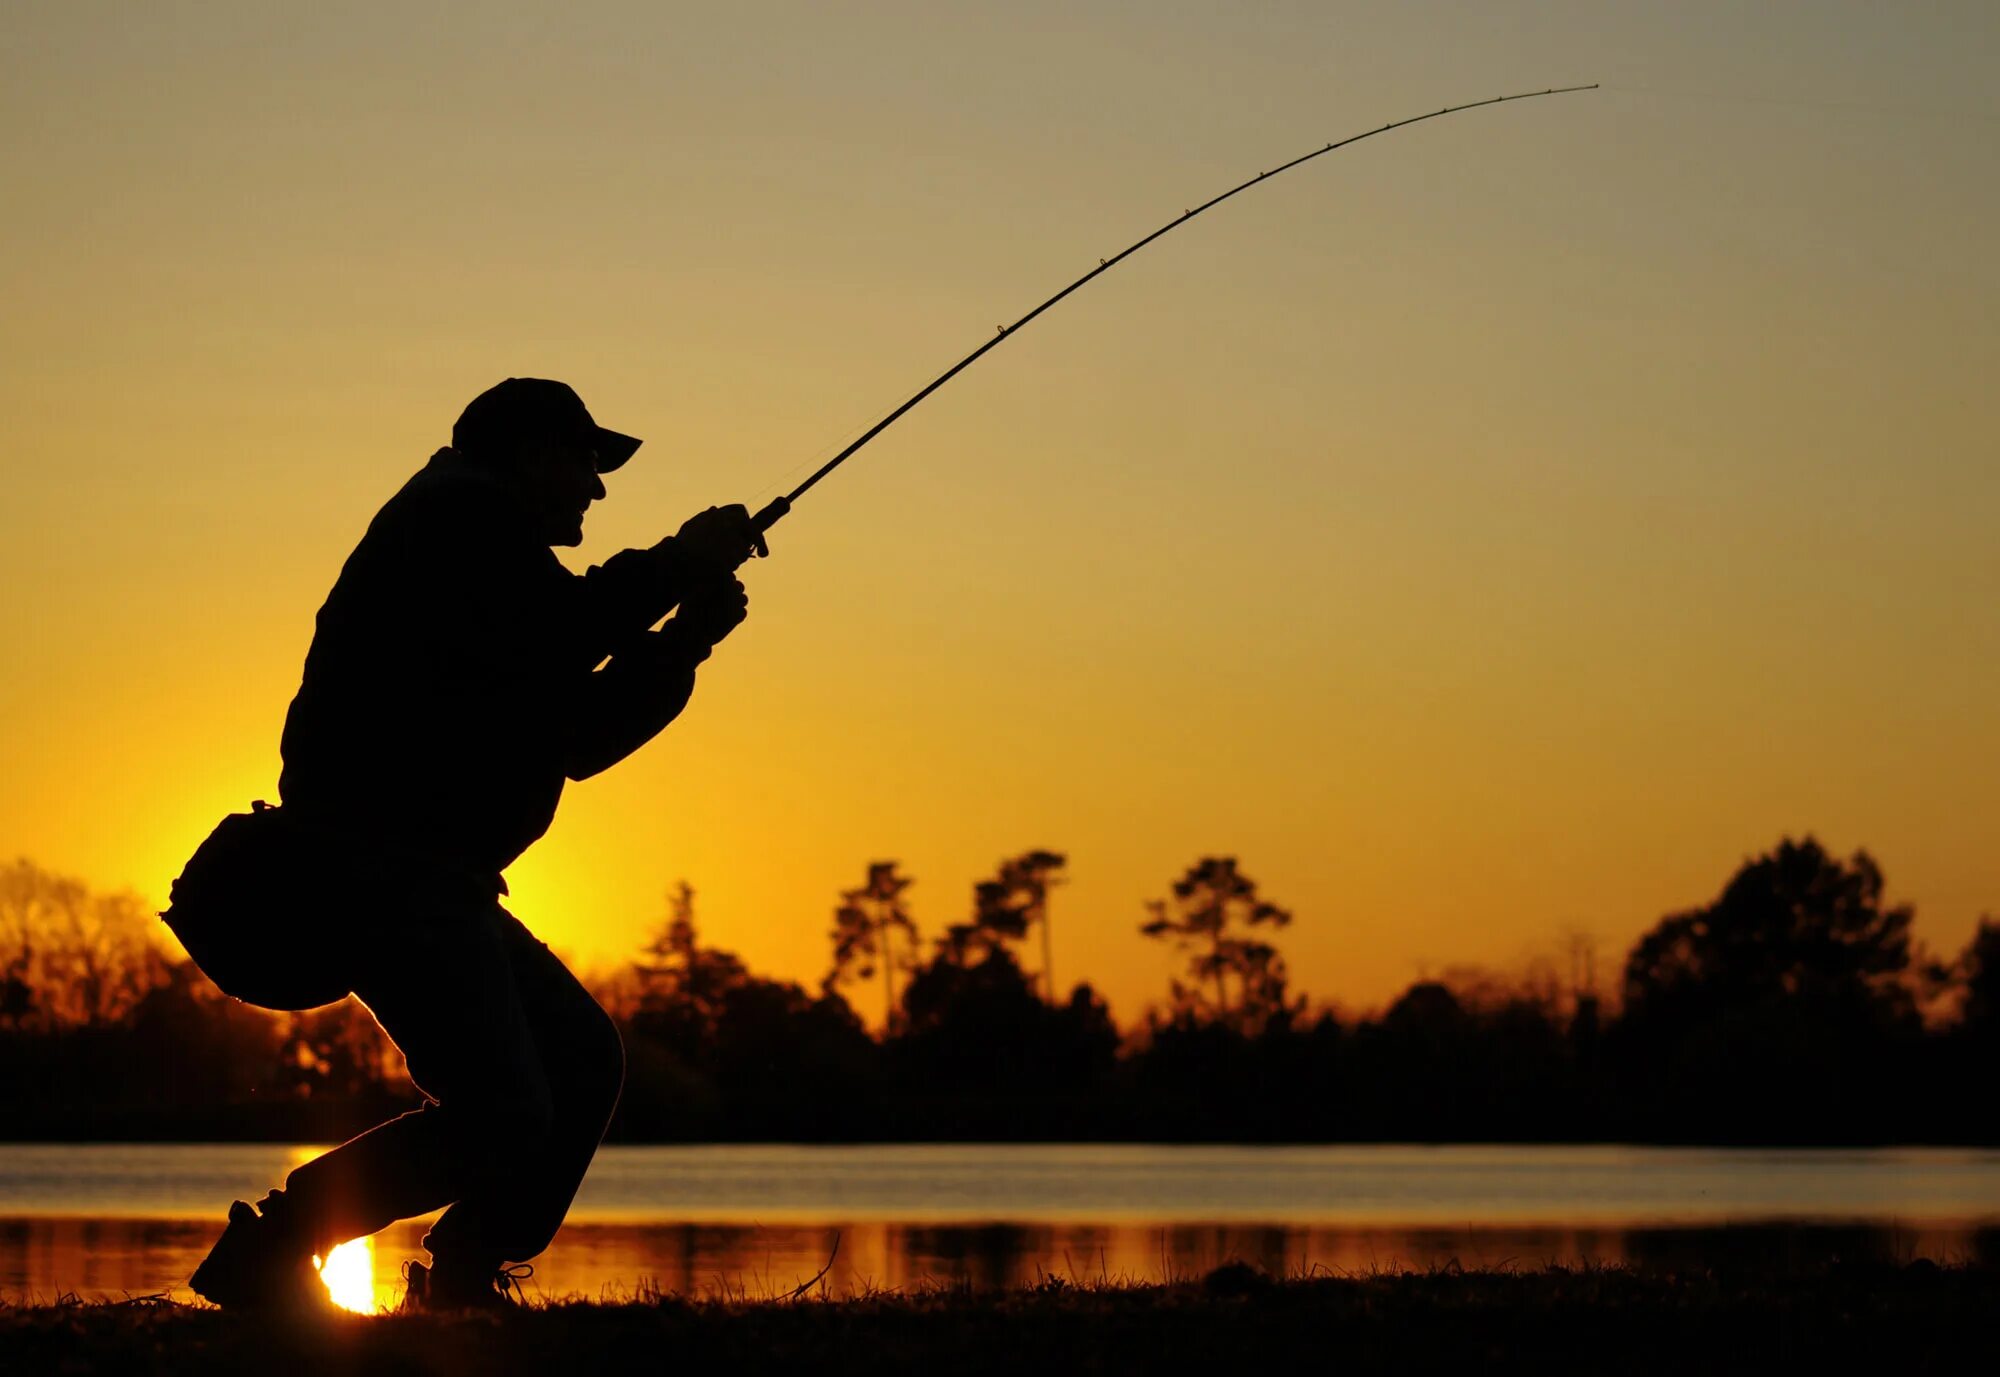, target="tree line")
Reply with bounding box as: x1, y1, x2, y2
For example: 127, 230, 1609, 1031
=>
1, 837, 1994, 1143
